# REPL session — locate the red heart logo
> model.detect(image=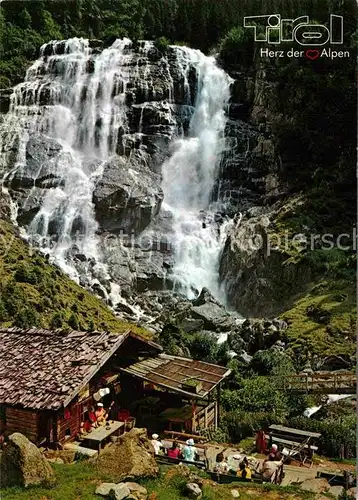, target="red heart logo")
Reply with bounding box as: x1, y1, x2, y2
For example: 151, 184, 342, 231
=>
305, 49, 320, 60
